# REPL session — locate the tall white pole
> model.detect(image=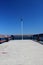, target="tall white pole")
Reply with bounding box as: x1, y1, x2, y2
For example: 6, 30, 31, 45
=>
21, 18, 23, 40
